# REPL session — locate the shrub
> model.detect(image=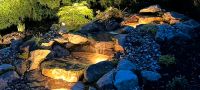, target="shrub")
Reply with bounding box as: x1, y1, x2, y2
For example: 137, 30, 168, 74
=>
57, 1, 94, 32
166, 75, 188, 89
0, 0, 58, 31
96, 7, 123, 21
159, 55, 176, 66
